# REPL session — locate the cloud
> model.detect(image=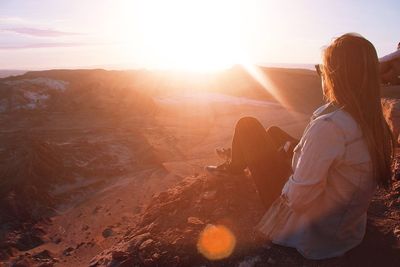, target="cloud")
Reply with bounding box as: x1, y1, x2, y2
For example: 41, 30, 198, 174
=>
0, 42, 84, 50
0, 16, 28, 25
2, 27, 81, 37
